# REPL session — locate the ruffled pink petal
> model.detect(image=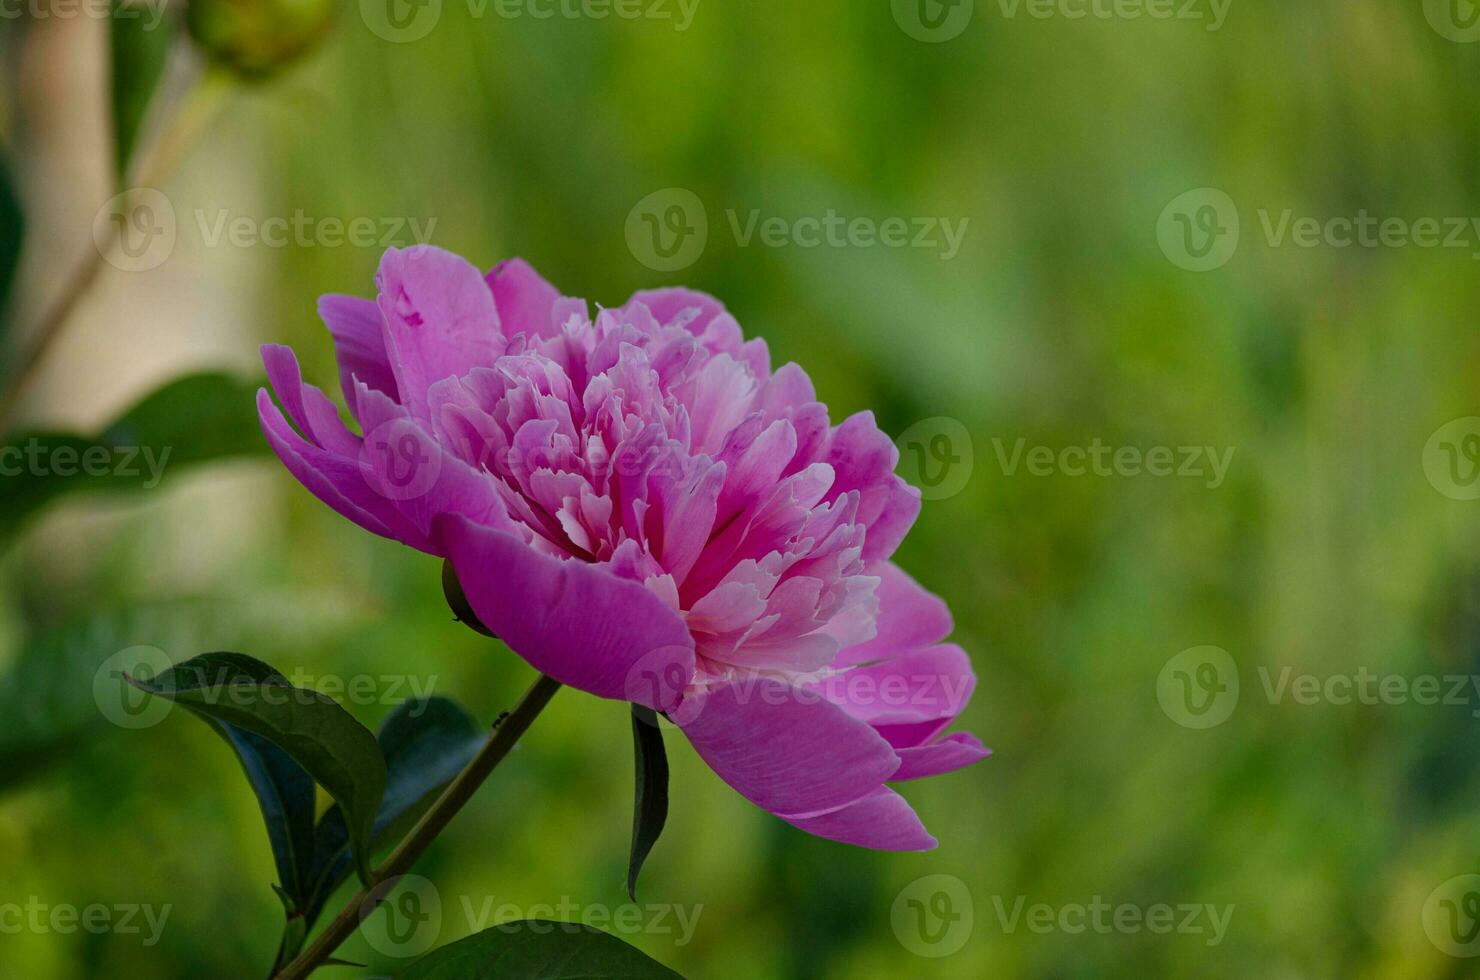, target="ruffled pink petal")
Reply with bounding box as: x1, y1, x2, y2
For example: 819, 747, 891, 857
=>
824, 412, 921, 562
376, 246, 505, 422
835, 563, 952, 668
779, 787, 936, 851
858, 476, 921, 563
438, 514, 695, 710
890, 732, 991, 781
486, 257, 565, 339
676, 679, 901, 817
318, 294, 397, 411
625, 287, 739, 353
